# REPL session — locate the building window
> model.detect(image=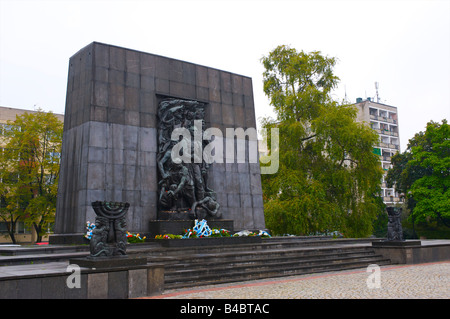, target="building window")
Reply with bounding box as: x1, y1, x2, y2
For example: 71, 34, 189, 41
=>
369, 108, 377, 115
0, 221, 30, 234
47, 151, 61, 163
